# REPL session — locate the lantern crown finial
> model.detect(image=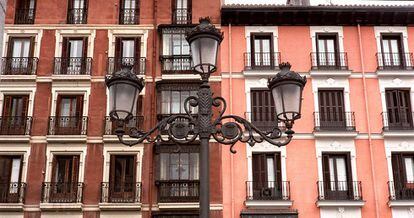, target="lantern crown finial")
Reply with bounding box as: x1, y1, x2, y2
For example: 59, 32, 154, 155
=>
268, 62, 307, 88
186, 17, 224, 44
